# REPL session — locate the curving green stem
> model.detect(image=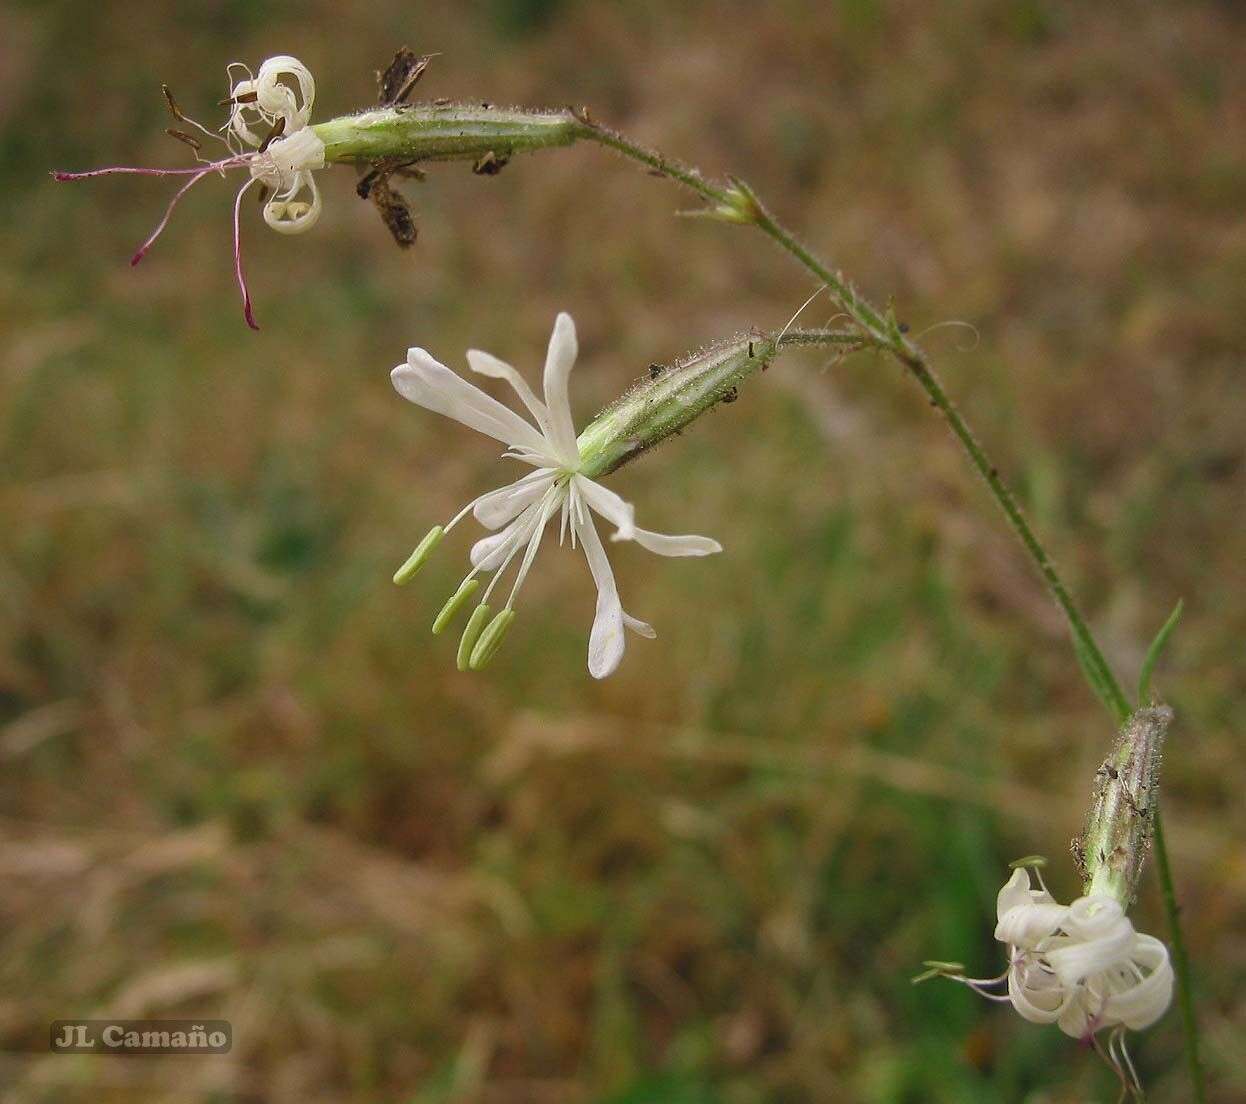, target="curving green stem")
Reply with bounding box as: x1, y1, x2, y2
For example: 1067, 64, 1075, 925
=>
316, 103, 1202, 1099
579, 120, 1204, 1101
